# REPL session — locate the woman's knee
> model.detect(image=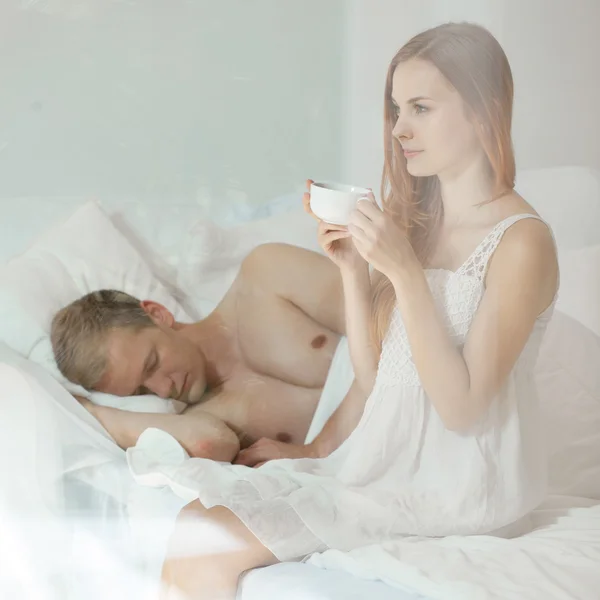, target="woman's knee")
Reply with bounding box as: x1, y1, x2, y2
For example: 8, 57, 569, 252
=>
168, 501, 276, 563
161, 502, 278, 598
